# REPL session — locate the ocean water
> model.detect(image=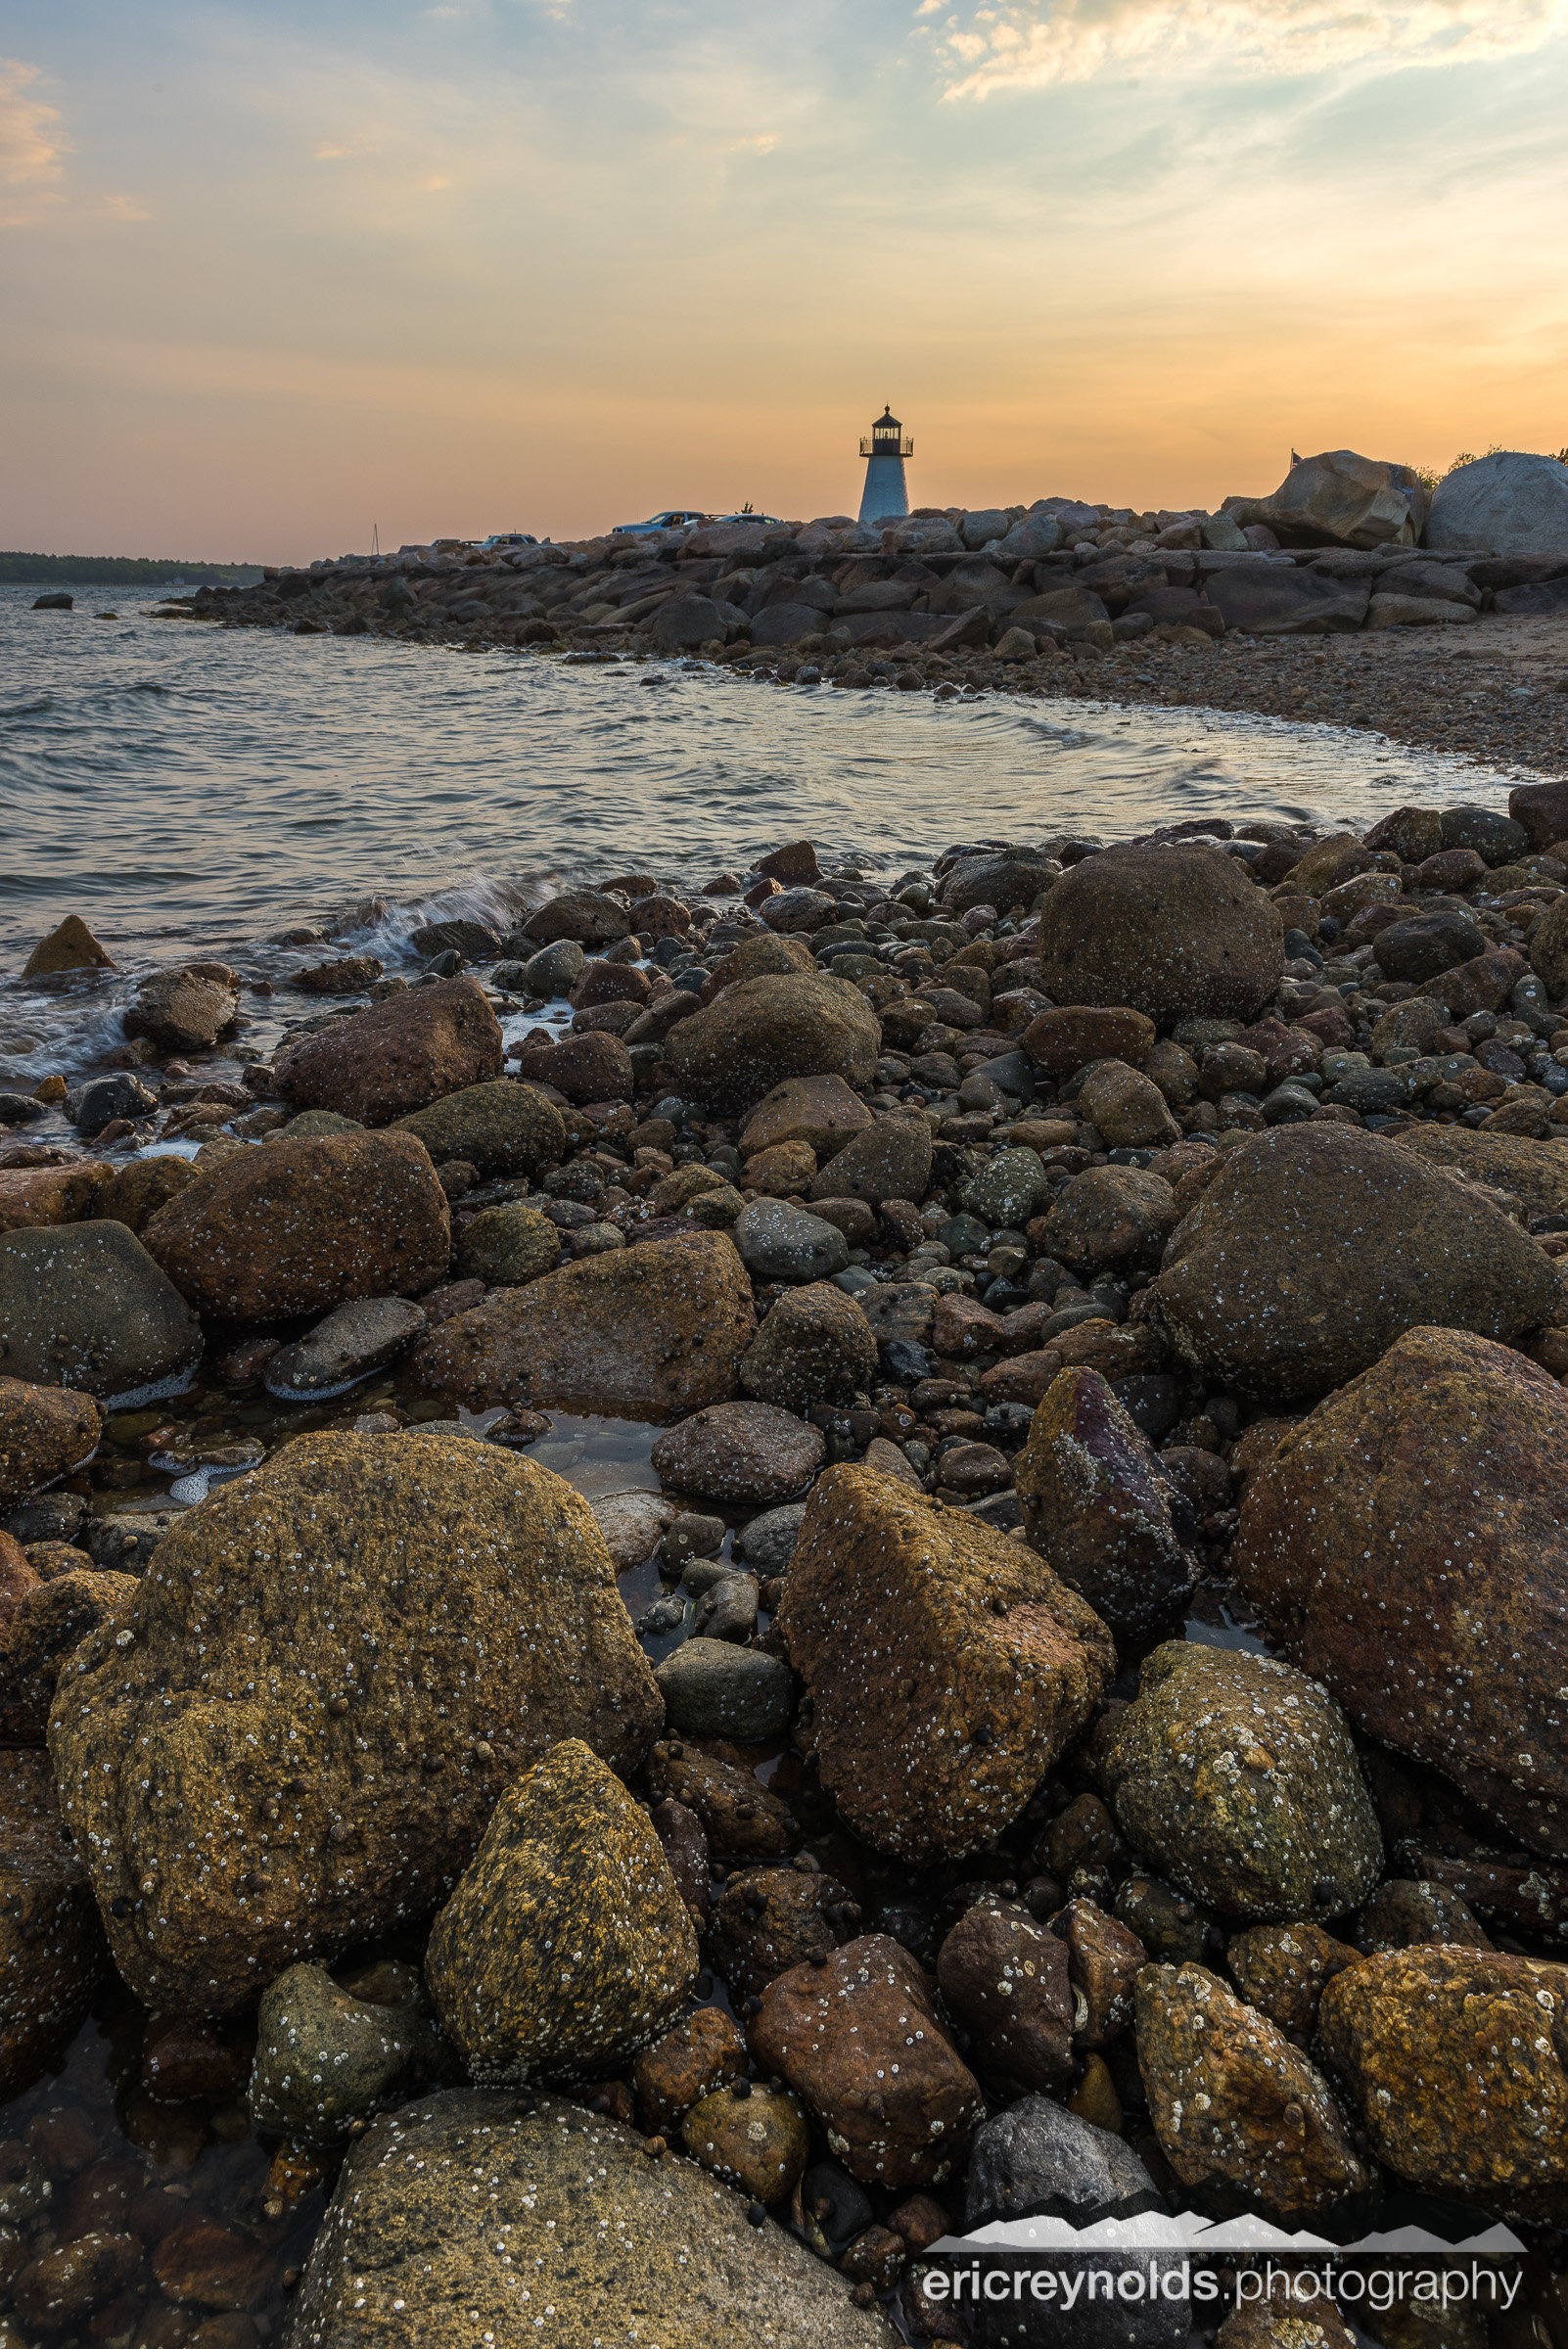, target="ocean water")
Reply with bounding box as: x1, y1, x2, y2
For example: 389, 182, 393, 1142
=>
0, 576, 1530, 1082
